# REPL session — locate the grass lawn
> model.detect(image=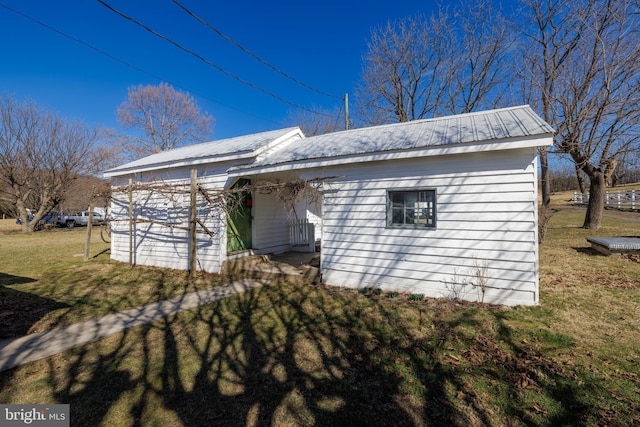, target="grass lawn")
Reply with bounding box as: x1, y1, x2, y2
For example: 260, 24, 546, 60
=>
0, 209, 639, 426
0, 222, 227, 338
